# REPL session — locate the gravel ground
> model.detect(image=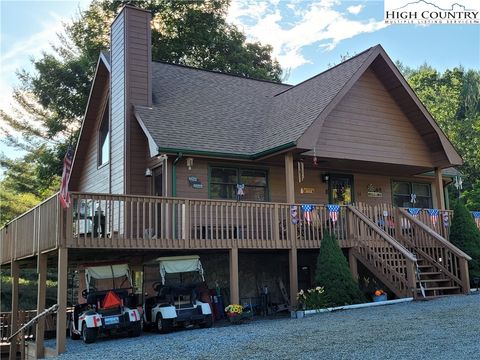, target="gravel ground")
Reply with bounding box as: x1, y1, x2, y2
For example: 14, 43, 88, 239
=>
50, 295, 480, 360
